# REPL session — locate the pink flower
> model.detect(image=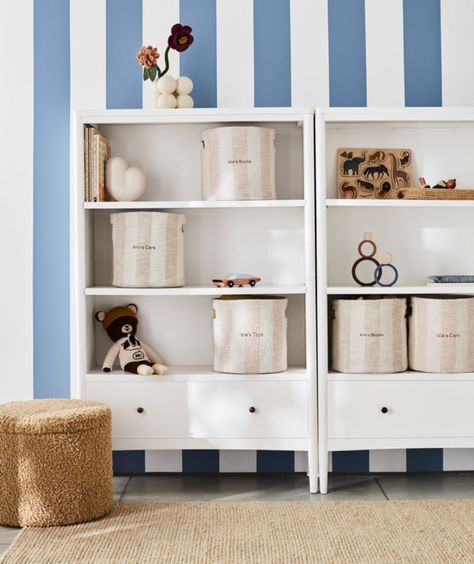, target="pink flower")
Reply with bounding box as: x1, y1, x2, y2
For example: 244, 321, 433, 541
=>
136, 45, 159, 69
